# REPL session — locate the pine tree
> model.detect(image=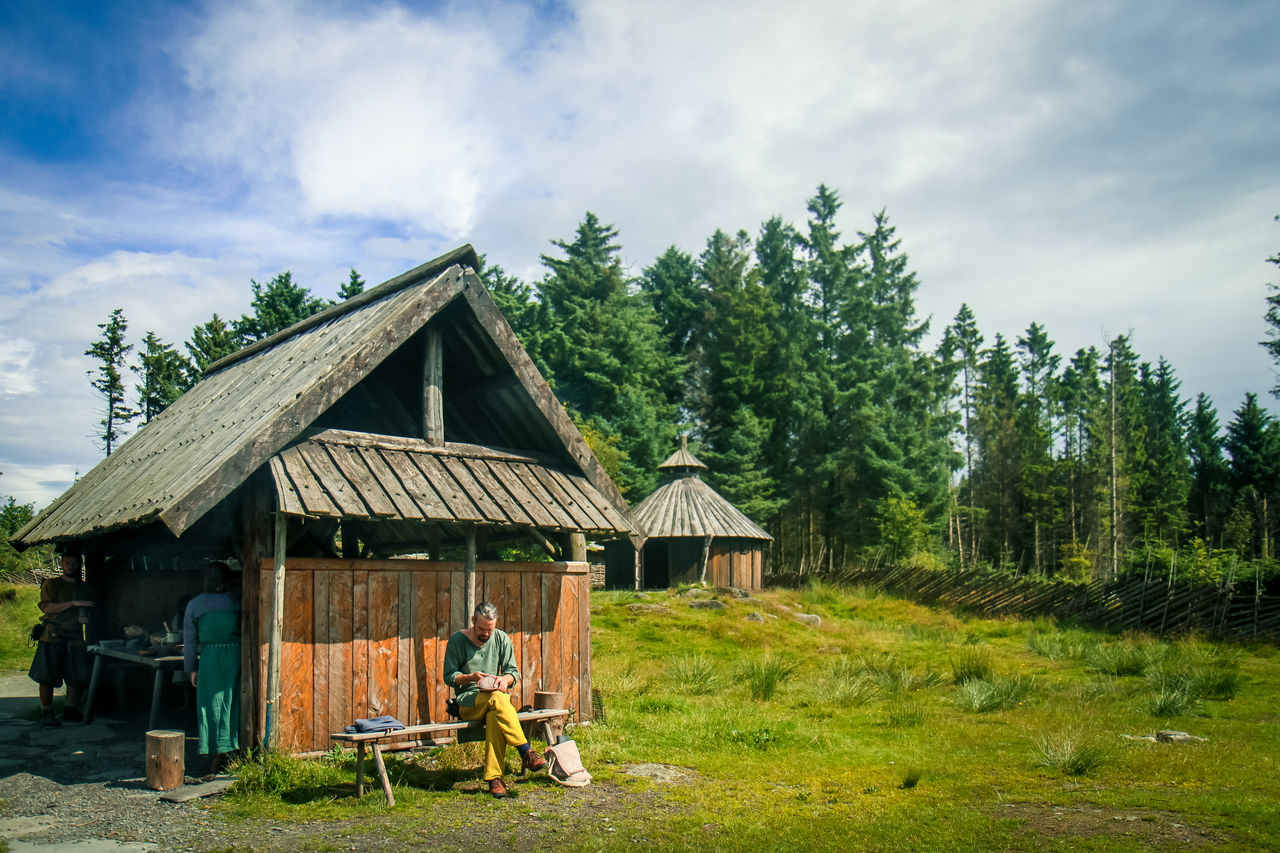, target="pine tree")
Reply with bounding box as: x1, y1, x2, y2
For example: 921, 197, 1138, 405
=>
233, 272, 330, 343
338, 269, 365, 300
537, 213, 678, 496
1187, 393, 1230, 546
1260, 215, 1280, 398
85, 308, 138, 455
1132, 358, 1190, 544
942, 304, 983, 565
973, 334, 1021, 569
1016, 322, 1060, 573
136, 331, 188, 421
1224, 393, 1279, 558
694, 229, 782, 522
184, 314, 240, 378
